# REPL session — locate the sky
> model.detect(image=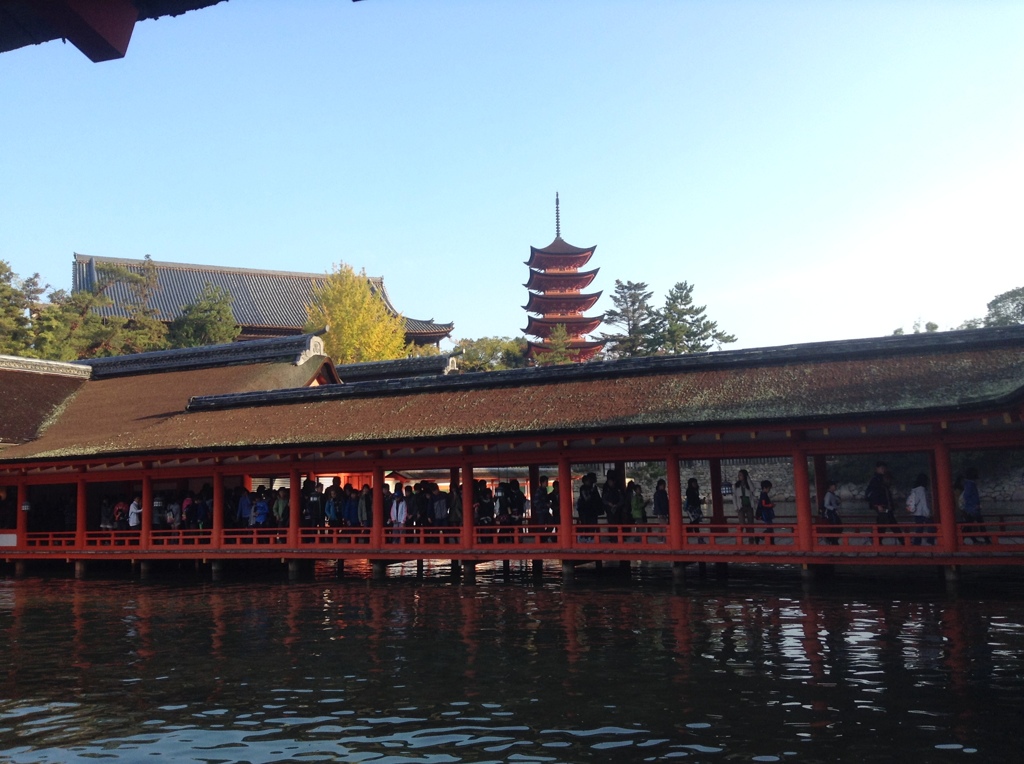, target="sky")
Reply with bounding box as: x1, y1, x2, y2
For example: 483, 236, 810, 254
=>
1, 0, 1022, 352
